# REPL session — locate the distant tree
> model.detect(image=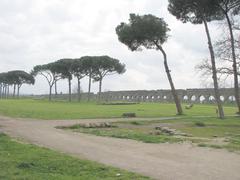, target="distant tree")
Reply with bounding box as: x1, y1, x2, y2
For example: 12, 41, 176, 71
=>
0, 73, 7, 98
72, 58, 87, 102
6, 71, 17, 97
168, 0, 225, 118
32, 63, 61, 101
54, 59, 74, 102
91, 56, 126, 101
80, 56, 96, 102
13, 71, 35, 98
0, 74, 3, 98
0, 71, 34, 98
54, 81, 58, 96
213, 0, 240, 113
3, 72, 13, 98
196, 29, 240, 82
116, 13, 183, 115
6, 71, 20, 97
